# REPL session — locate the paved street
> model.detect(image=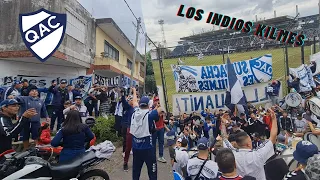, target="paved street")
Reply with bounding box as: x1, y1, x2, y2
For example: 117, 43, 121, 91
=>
97, 145, 173, 180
